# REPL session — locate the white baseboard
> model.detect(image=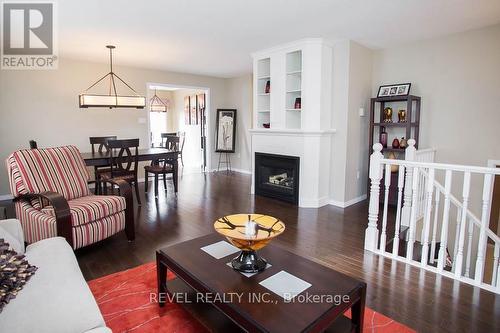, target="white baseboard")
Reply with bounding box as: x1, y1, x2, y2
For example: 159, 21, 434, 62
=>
299, 196, 330, 208
329, 194, 367, 208
0, 194, 14, 201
